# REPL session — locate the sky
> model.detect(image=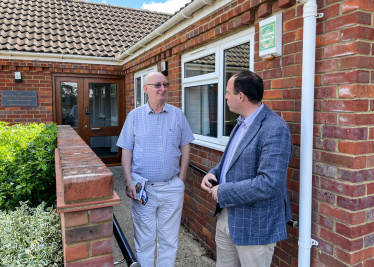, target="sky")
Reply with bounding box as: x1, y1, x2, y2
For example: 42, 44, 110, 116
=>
82, 0, 192, 13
